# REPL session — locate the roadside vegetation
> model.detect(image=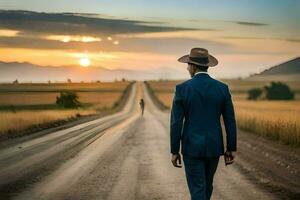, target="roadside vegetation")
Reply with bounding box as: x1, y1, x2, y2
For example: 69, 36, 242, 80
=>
0, 81, 133, 139
146, 79, 300, 147
247, 81, 295, 100
56, 91, 81, 108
